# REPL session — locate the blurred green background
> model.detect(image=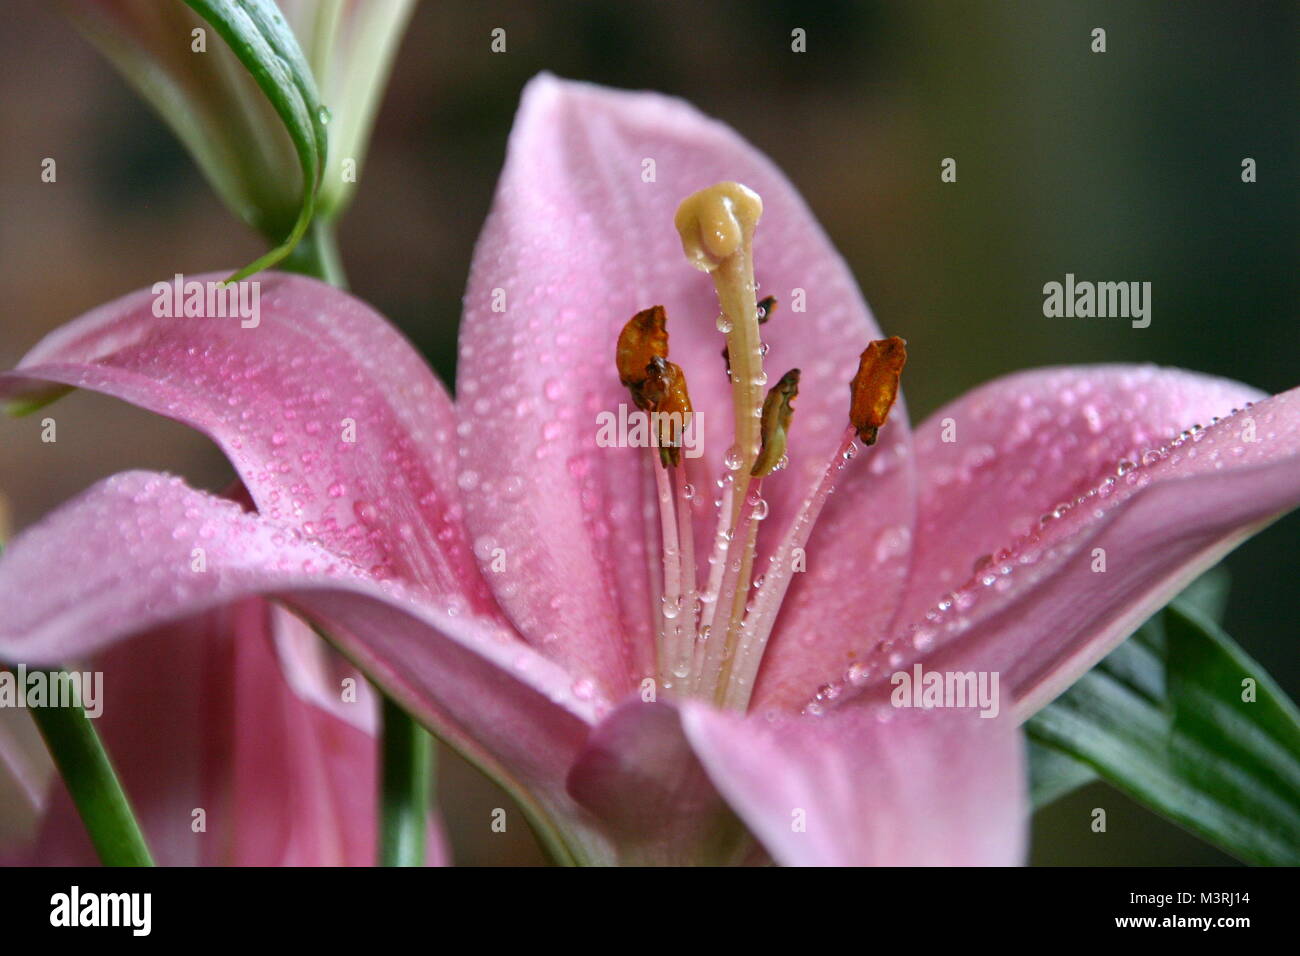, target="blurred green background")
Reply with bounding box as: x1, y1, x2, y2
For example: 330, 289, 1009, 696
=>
1, 0, 1295, 864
